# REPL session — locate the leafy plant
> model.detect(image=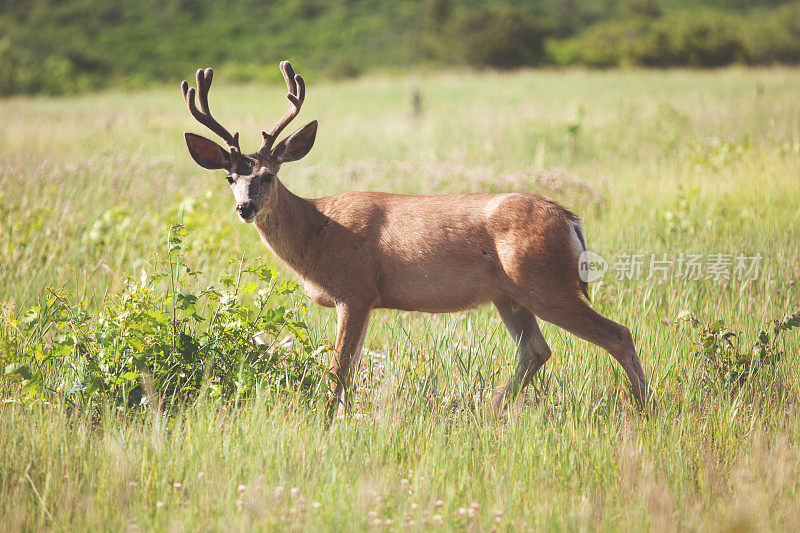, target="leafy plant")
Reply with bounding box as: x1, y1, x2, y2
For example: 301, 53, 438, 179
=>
677, 309, 800, 386
1, 225, 330, 409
